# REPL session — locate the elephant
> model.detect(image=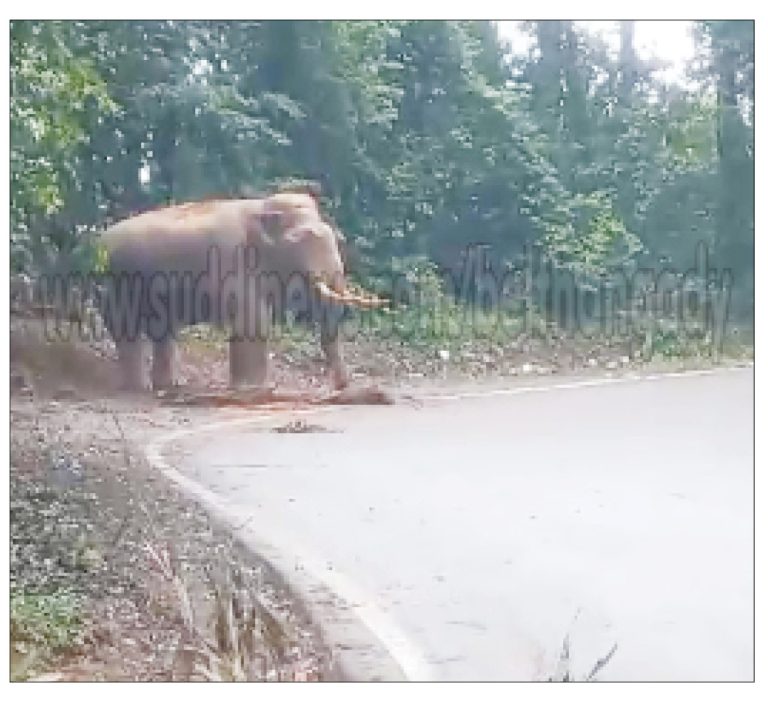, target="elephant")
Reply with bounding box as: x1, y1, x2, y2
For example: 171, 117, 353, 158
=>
98, 190, 385, 392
